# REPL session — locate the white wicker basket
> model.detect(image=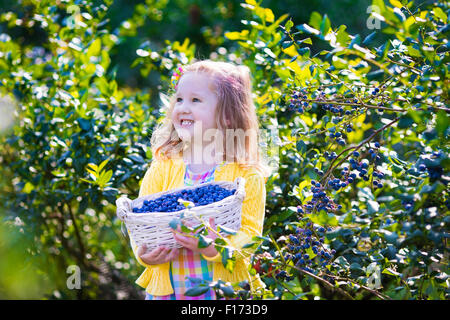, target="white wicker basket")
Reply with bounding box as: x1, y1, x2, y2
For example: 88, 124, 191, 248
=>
116, 177, 245, 251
